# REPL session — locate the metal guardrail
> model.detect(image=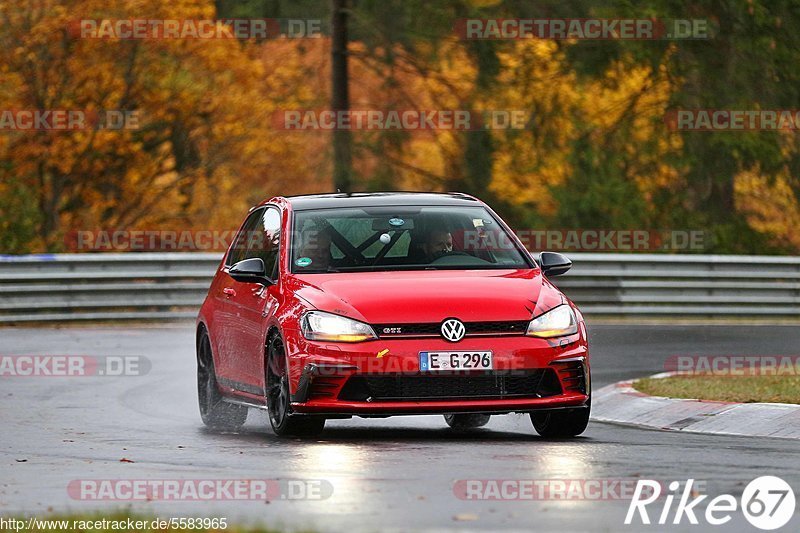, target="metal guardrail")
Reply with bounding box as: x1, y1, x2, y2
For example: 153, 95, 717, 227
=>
0, 252, 799, 323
